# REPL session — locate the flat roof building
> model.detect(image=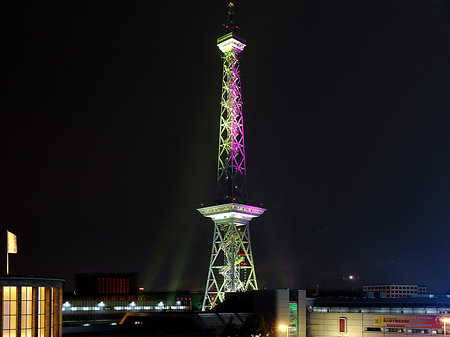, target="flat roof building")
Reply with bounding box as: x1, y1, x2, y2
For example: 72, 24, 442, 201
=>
363, 284, 427, 298
307, 295, 450, 337
75, 273, 138, 296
